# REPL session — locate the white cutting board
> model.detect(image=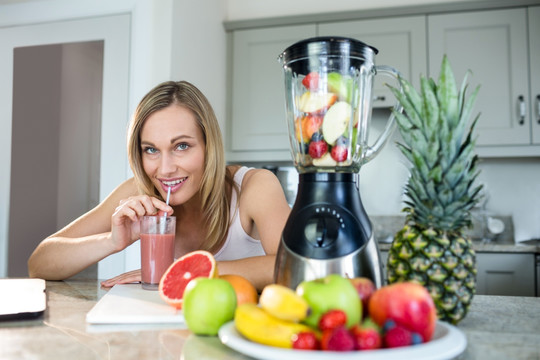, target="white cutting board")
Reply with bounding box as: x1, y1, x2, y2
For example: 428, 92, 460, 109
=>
86, 284, 184, 324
